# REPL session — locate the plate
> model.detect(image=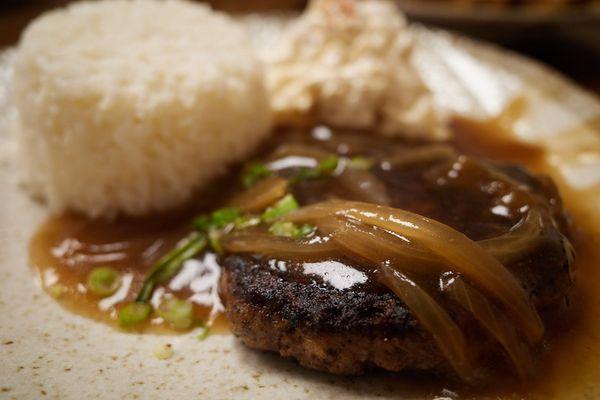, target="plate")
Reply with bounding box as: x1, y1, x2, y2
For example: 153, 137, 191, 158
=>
1, 14, 599, 399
